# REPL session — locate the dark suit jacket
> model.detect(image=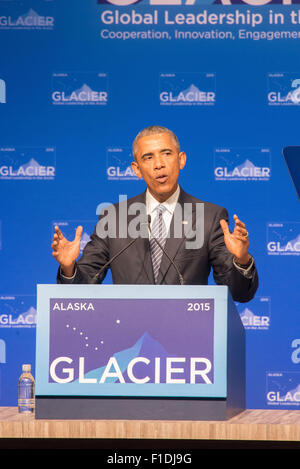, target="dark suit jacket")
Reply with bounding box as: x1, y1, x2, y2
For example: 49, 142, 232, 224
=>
57, 188, 258, 303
